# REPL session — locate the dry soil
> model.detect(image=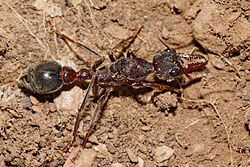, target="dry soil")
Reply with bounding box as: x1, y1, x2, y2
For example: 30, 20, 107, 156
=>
0, 0, 249, 167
